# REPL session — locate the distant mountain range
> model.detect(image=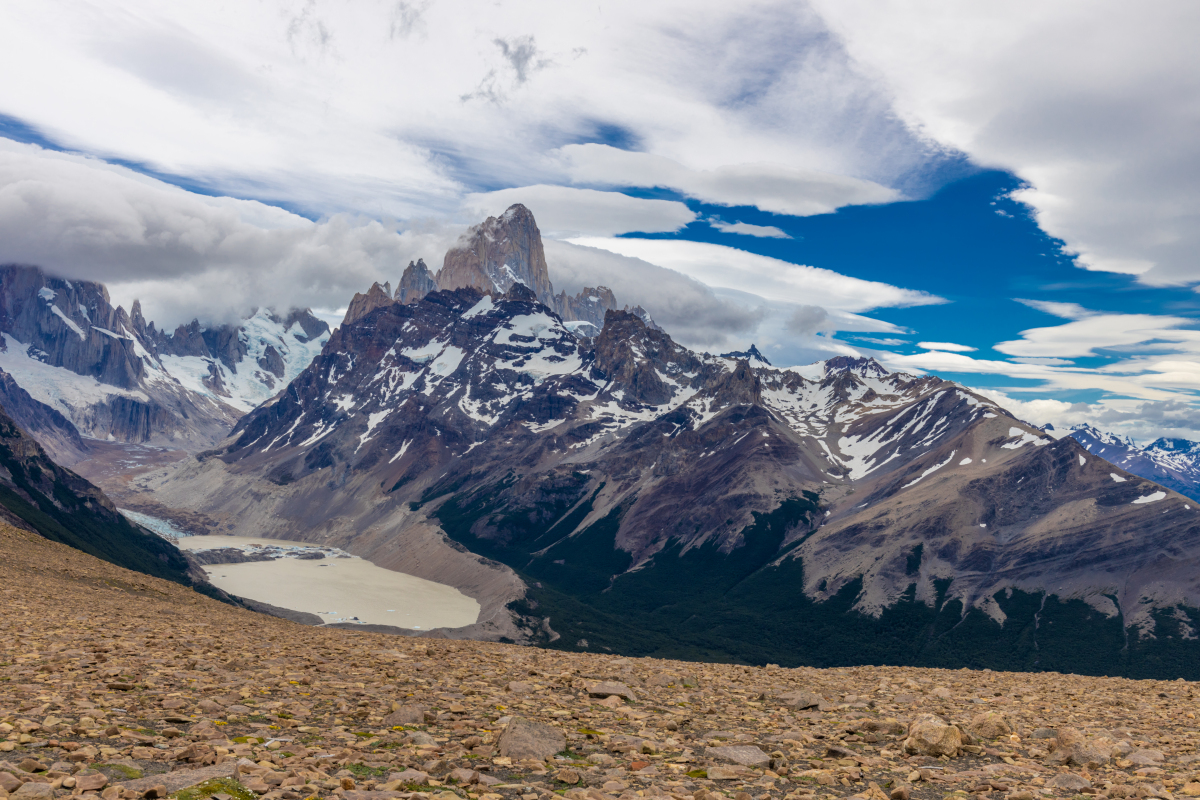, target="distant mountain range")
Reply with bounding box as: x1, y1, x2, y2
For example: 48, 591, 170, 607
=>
117, 203, 1200, 679
0, 263, 330, 456
1067, 423, 1200, 502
